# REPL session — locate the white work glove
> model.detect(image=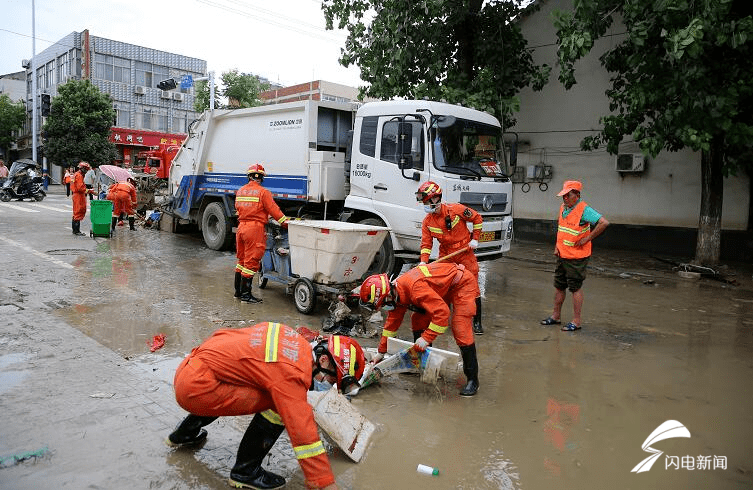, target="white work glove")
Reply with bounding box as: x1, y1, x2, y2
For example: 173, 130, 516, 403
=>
414, 337, 430, 352
469, 239, 479, 249
371, 352, 385, 364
